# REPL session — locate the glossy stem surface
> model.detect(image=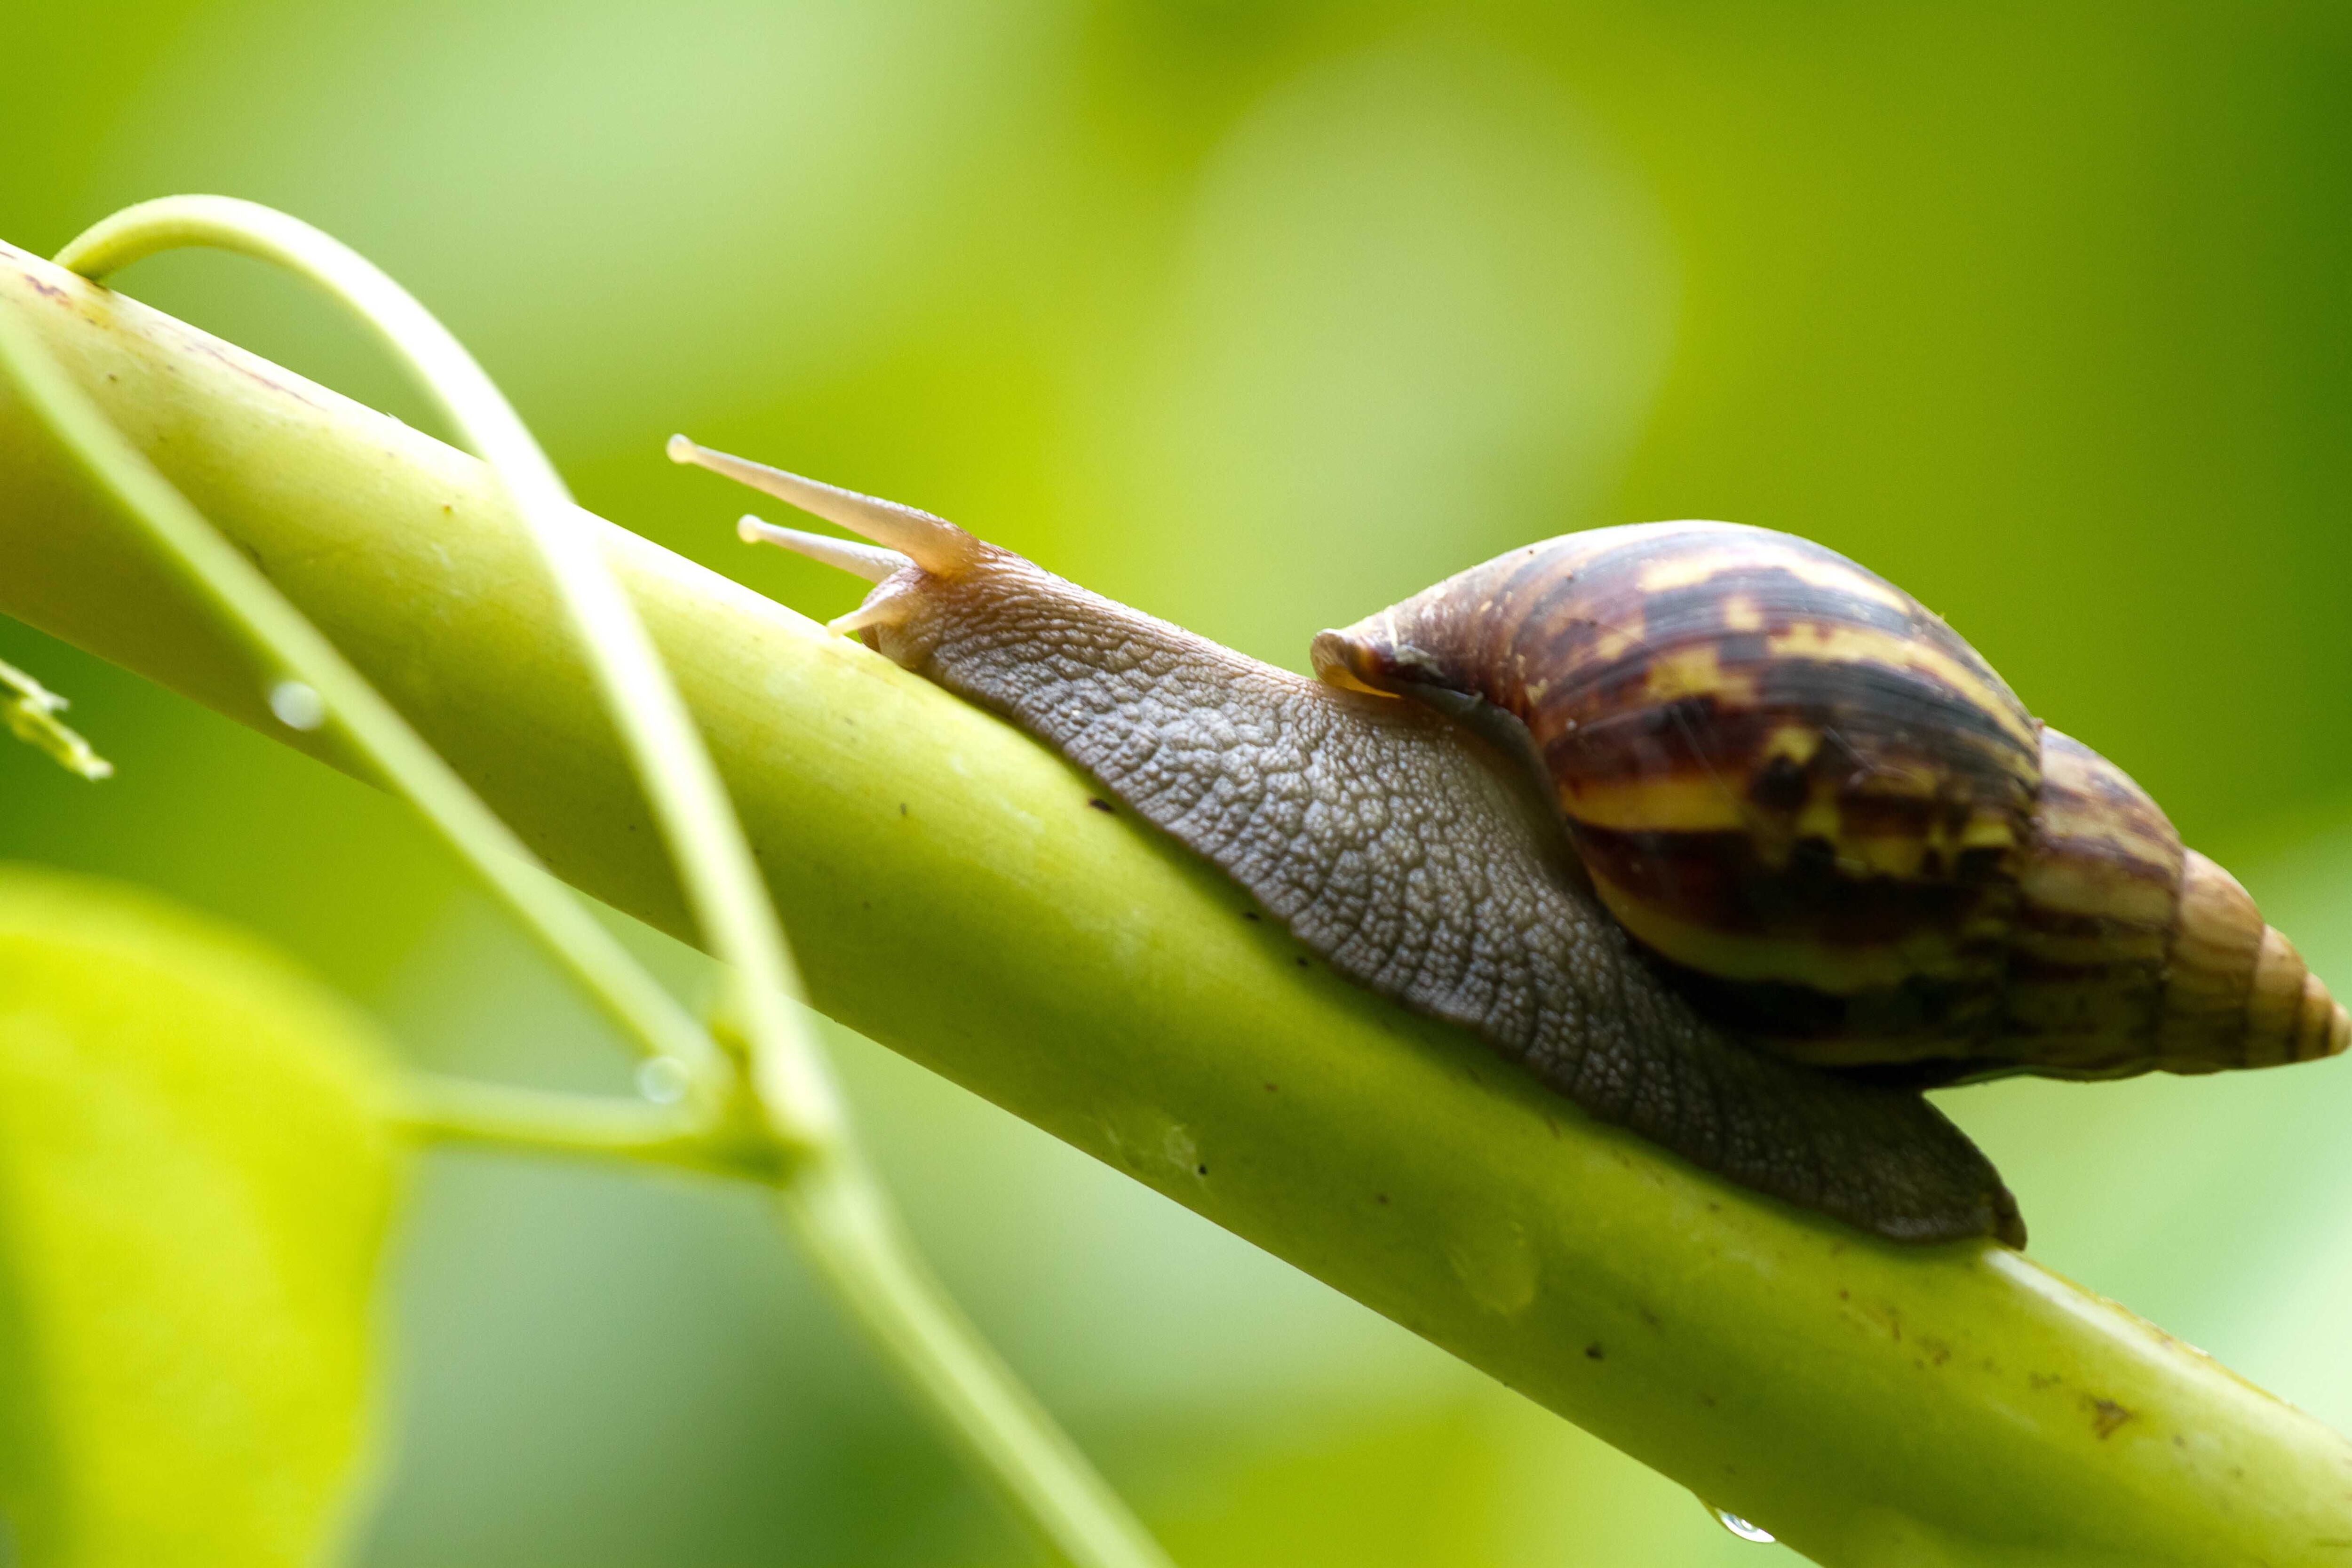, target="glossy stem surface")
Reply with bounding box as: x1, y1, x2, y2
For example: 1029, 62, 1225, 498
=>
2, 241, 2348, 1568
